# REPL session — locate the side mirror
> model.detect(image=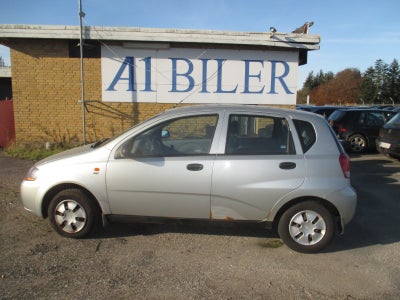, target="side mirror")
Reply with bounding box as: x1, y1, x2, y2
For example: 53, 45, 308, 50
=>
161, 130, 170, 138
